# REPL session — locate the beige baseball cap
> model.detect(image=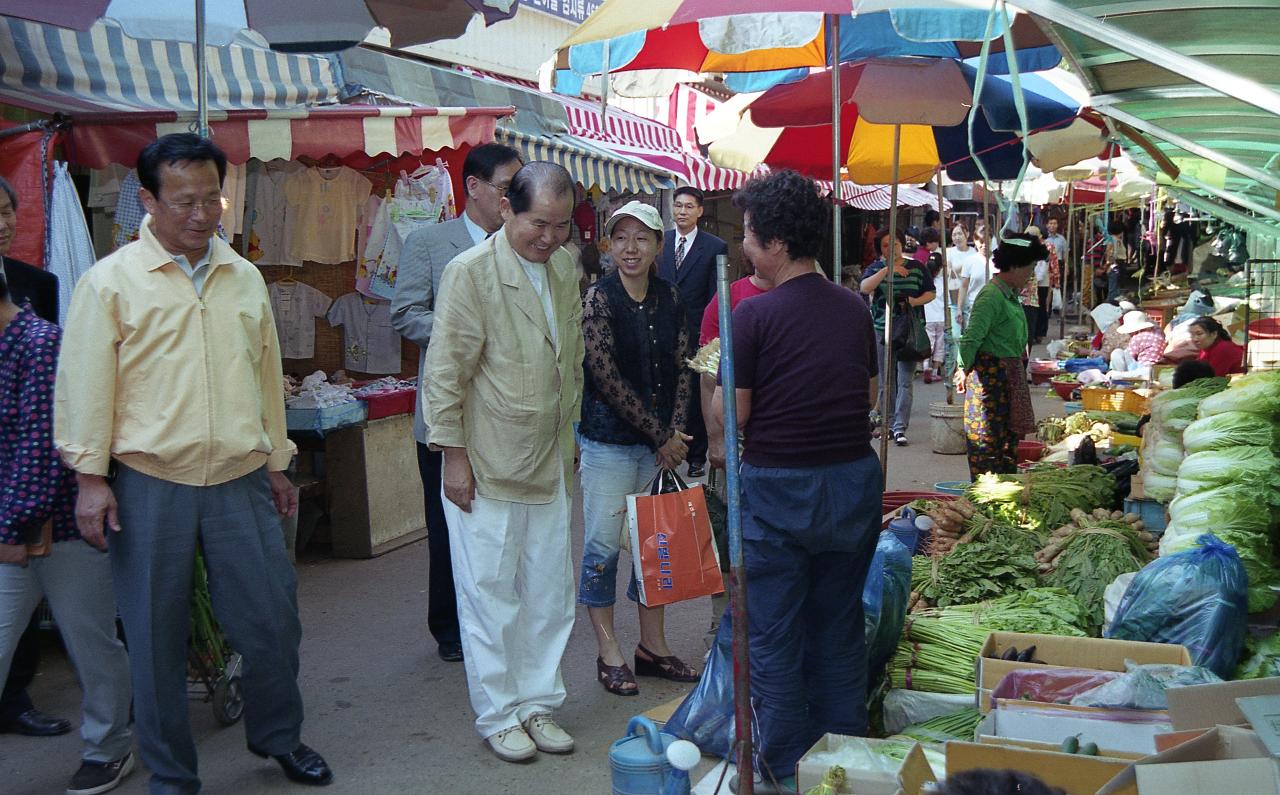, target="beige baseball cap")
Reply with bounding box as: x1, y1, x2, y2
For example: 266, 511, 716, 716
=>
605, 200, 663, 237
